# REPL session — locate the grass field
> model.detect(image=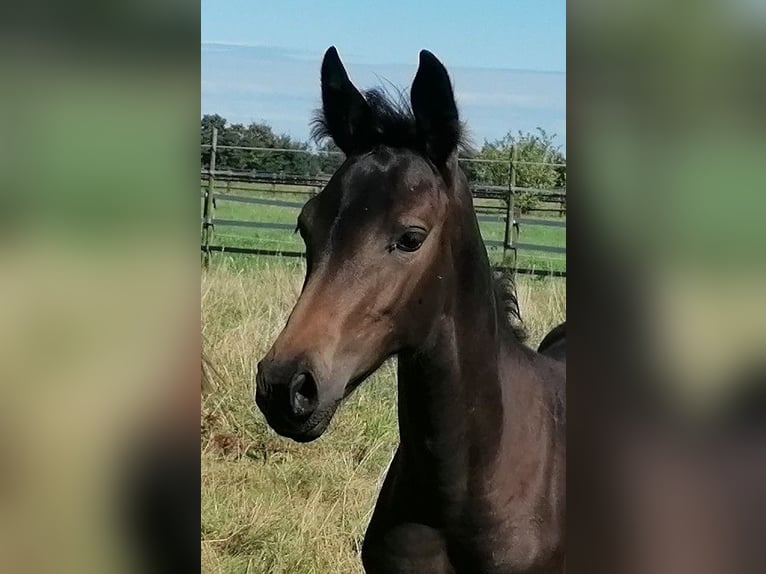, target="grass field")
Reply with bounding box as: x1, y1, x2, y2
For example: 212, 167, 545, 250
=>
202, 181, 566, 273
201, 256, 566, 573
